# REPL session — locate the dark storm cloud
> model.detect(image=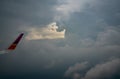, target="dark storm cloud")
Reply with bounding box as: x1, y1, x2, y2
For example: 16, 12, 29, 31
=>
0, 0, 120, 79
0, 0, 56, 23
